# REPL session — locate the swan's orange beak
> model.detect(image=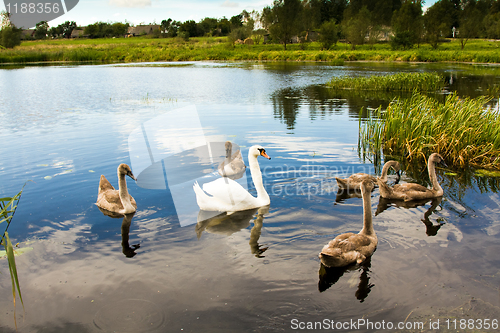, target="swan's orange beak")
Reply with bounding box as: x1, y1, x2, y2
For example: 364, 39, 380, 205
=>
261, 151, 271, 160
